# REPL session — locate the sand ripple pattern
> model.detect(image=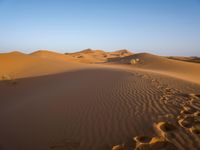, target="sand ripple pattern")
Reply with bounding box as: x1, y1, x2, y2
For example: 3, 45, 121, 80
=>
0, 68, 200, 150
